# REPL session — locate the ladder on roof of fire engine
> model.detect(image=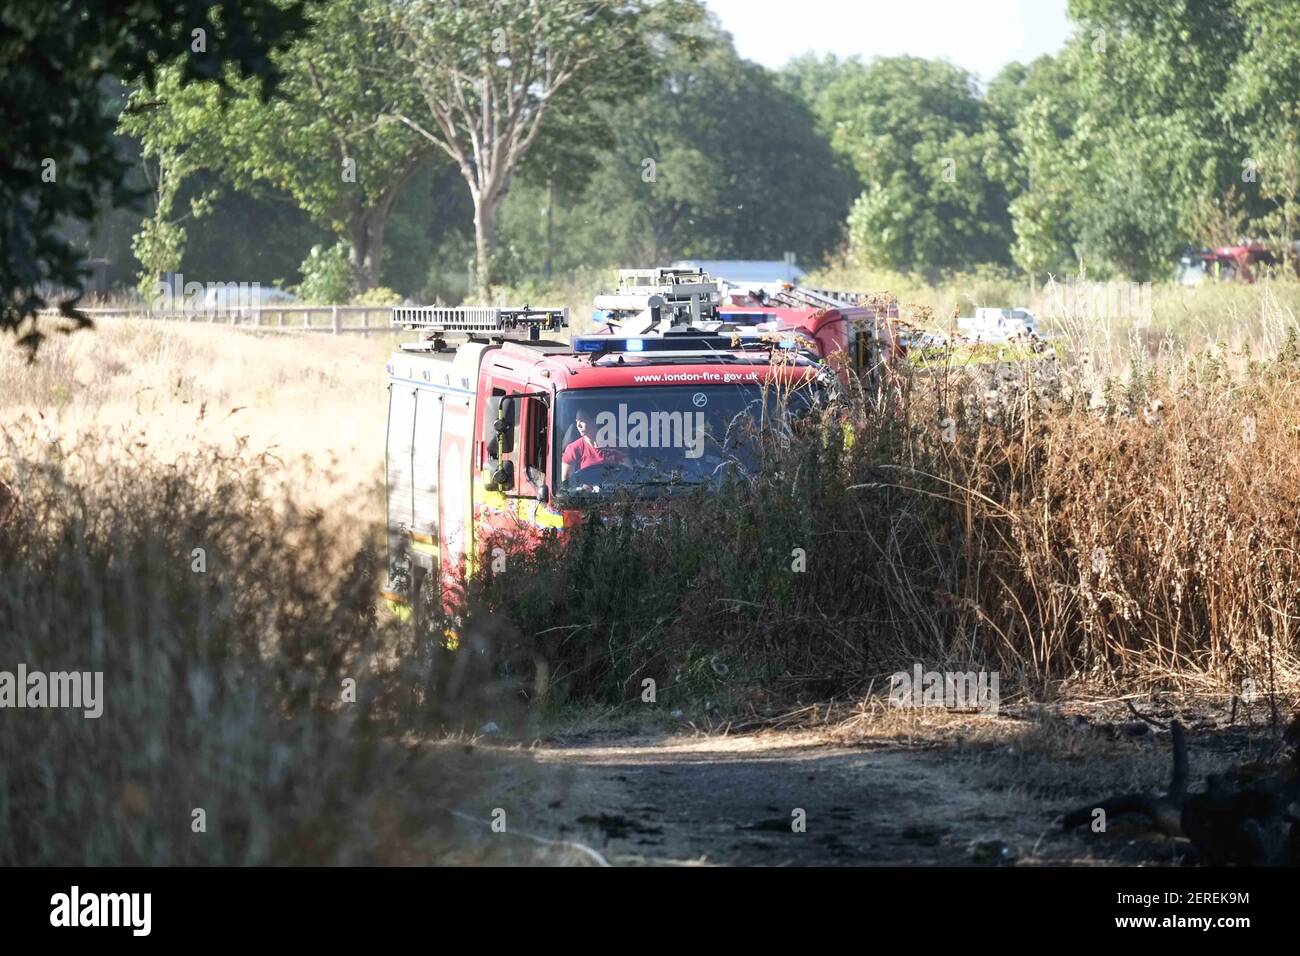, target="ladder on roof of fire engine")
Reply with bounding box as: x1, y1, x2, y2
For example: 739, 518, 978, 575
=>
768, 283, 868, 310
390, 305, 567, 348
768, 283, 900, 317
616, 267, 719, 297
